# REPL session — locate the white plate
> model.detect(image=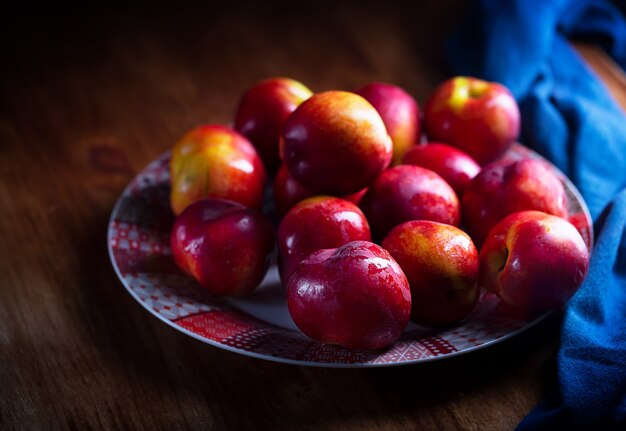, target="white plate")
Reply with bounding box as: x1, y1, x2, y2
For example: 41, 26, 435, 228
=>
107, 143, 592, 367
